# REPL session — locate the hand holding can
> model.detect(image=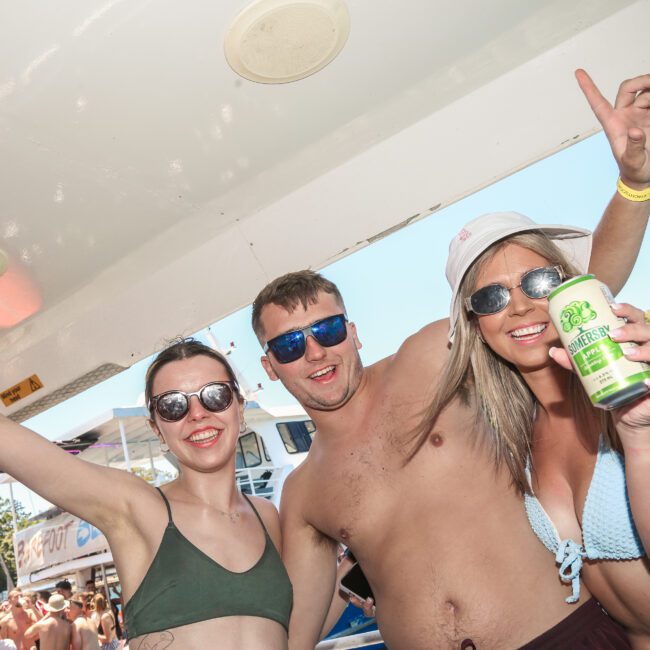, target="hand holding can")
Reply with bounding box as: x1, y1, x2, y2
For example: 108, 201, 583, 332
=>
548, 276, 650, 409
